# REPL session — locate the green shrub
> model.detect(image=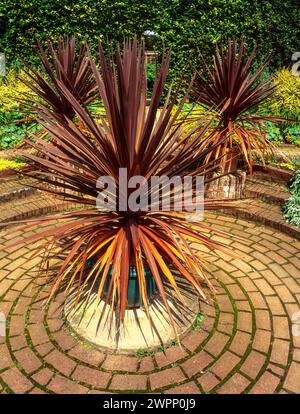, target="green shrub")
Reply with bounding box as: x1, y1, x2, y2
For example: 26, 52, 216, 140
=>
265, 121, 284, 144
284, 169, 300, 227
0, 109, 42, 149
146, 63, 156, 98
288, 169, 300, 195
284, 124, 300, 146
0, 113, 41, 149
284, 195, 300, 227
0, 113, 26, 149
287, 156, 300, 170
